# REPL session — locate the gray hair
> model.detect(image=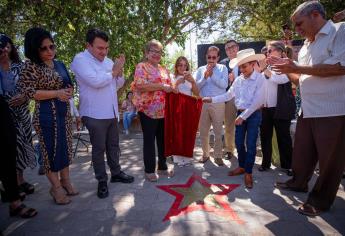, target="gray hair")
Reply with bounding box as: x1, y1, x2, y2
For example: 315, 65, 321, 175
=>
292, 1, 326, 19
